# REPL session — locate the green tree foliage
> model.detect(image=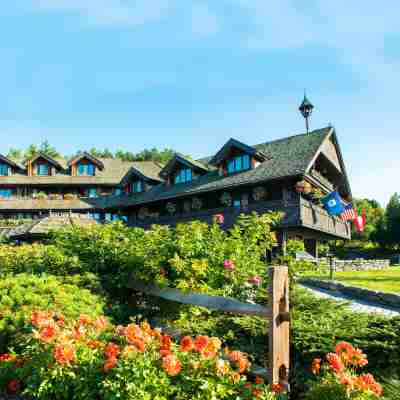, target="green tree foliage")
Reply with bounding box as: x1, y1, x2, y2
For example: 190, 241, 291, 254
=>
372, 193, 400, 249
